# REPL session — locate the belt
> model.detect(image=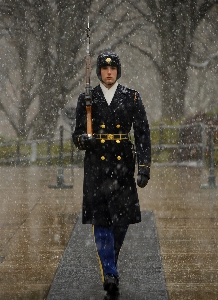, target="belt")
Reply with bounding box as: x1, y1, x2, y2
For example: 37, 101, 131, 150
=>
94, 133, 129, 140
